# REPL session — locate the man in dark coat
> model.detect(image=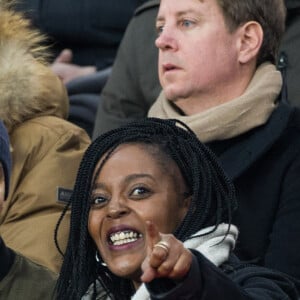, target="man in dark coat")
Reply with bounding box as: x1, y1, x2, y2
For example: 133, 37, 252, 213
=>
93, 0, 300, 132
94, 0, 300, 285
